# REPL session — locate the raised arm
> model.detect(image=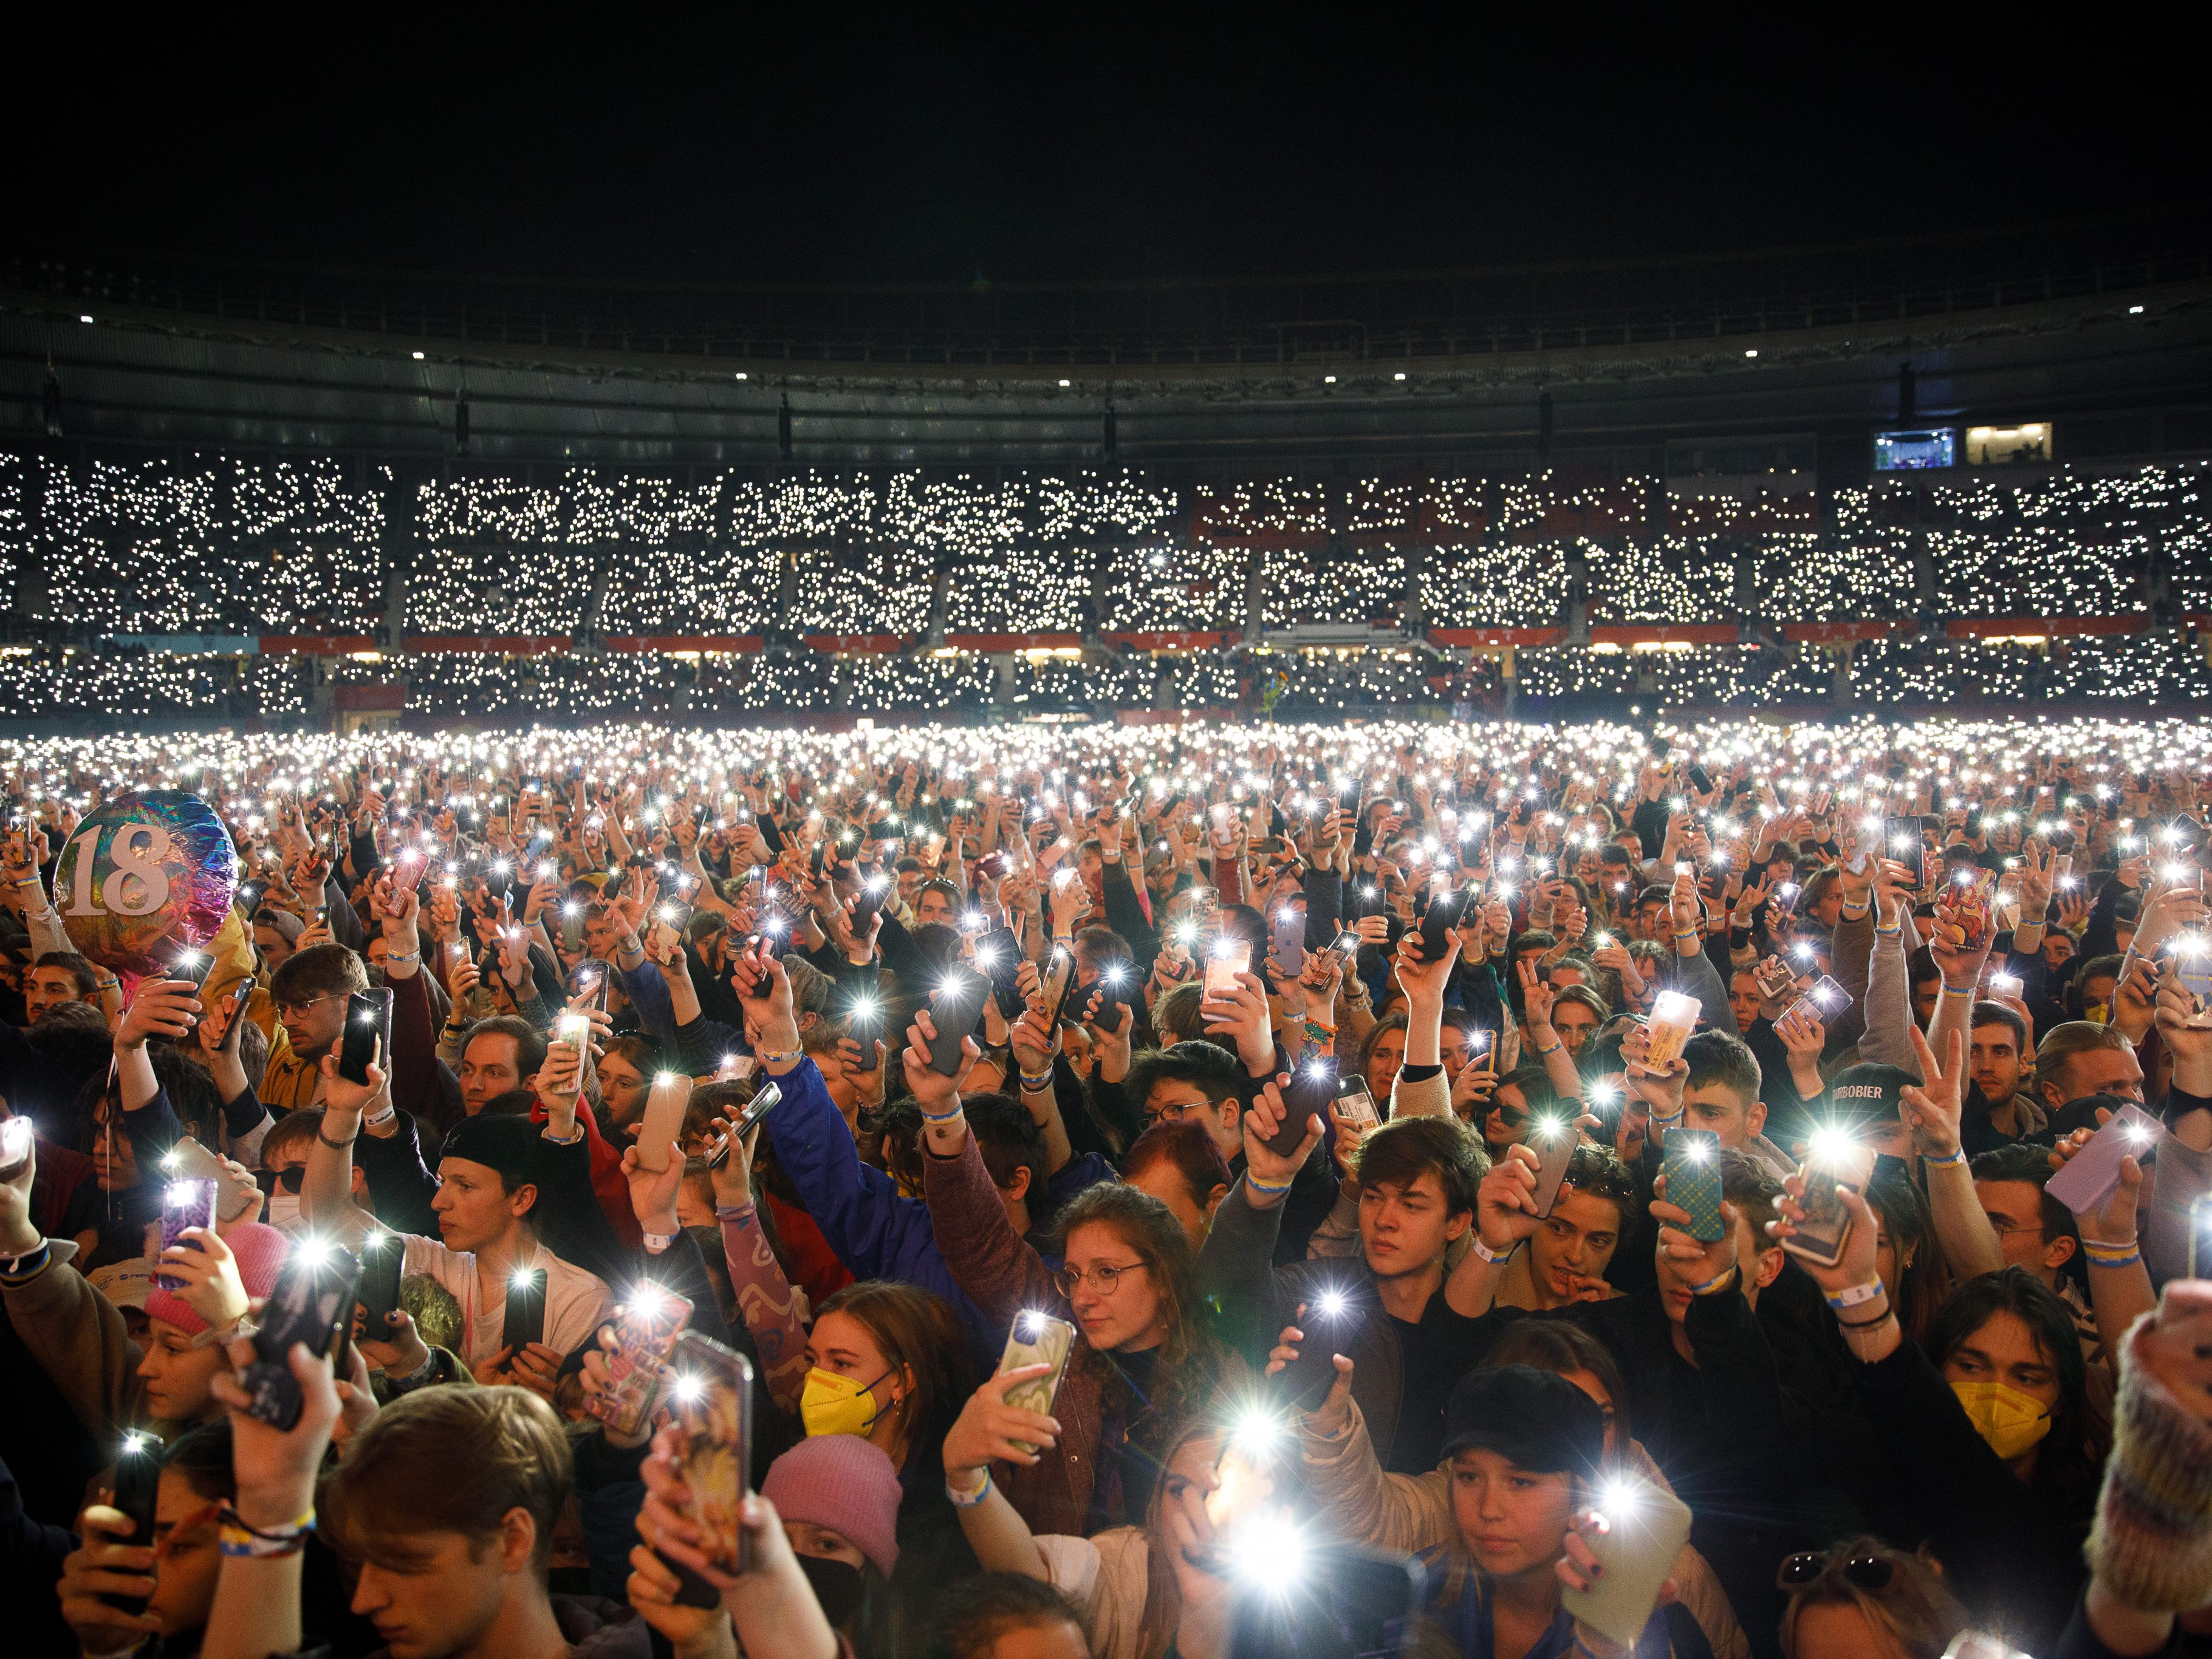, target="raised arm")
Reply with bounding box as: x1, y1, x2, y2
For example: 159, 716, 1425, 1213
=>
1899, 1025, 2004, 1281
704, 1117, 810, 1412
1857, 882, 1922, 1072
